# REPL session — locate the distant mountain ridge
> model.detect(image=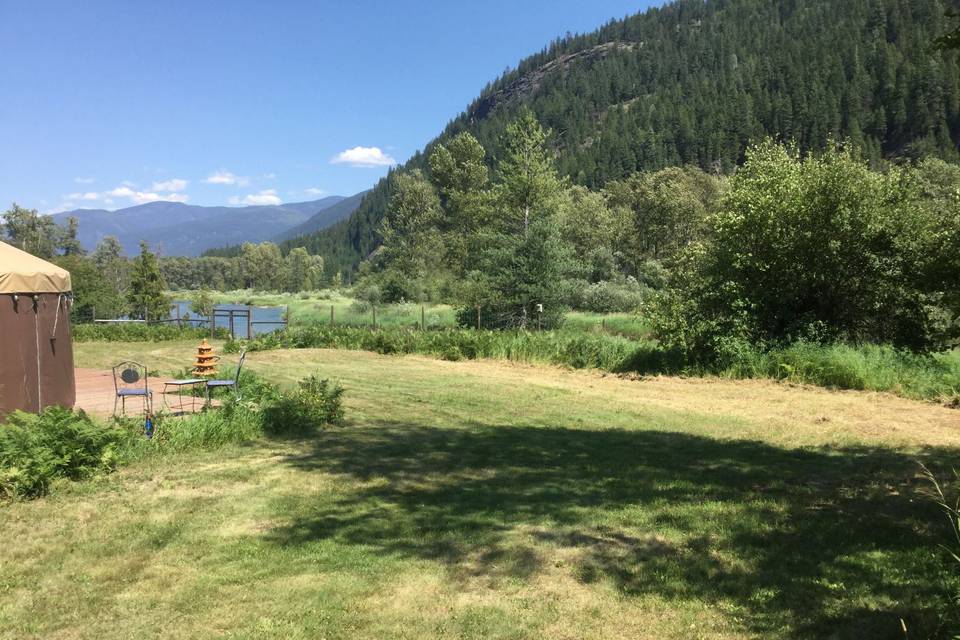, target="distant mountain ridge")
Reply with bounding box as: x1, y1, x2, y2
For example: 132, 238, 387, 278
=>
53, 195, 362, 257
273, 191, 369, 243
